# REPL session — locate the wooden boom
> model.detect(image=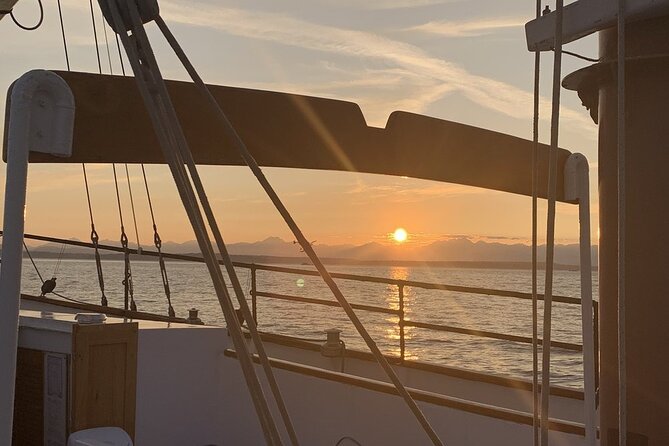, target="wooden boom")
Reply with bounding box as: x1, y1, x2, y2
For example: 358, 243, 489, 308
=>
3, 70, 573, 202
